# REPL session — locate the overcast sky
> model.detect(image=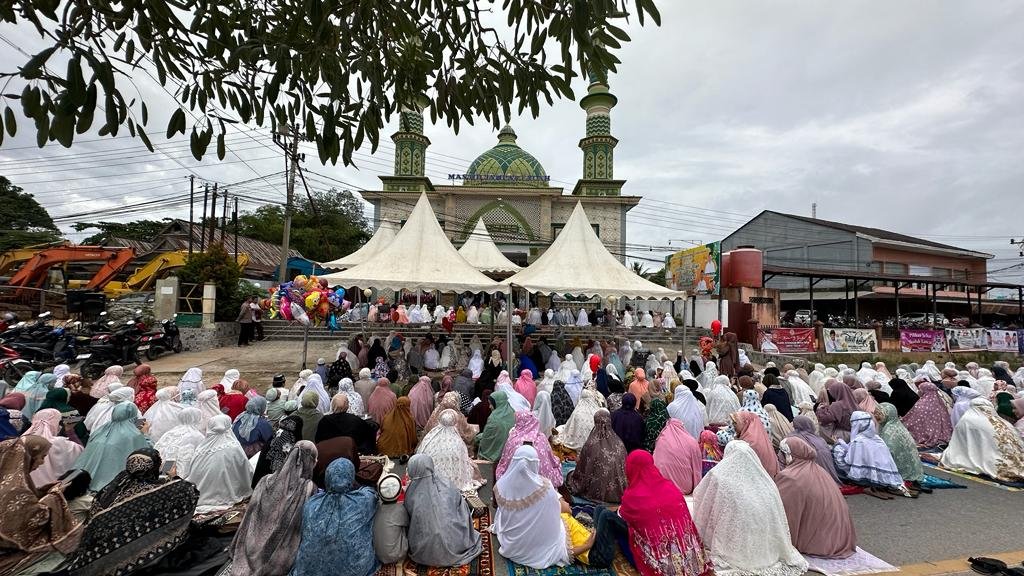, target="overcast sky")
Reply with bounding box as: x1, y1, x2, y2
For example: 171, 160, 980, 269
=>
0, 0, 1021, 283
